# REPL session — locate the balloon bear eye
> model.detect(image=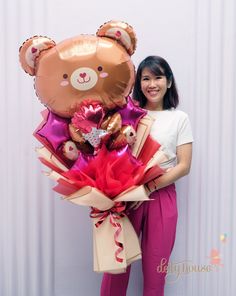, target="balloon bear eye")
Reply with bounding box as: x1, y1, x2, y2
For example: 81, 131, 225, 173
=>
63, 74, 68, 79
97, 66, 103, 72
